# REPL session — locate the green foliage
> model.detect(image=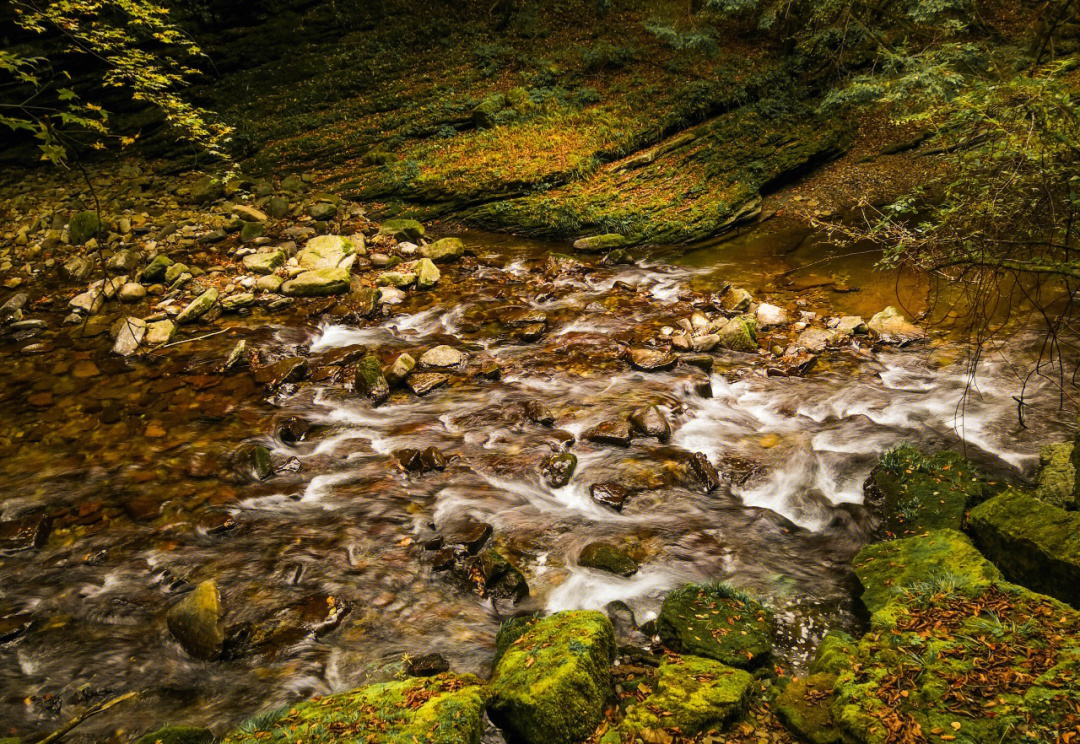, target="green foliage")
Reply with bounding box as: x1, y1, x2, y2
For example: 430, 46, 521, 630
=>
2, 0, 230, 164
